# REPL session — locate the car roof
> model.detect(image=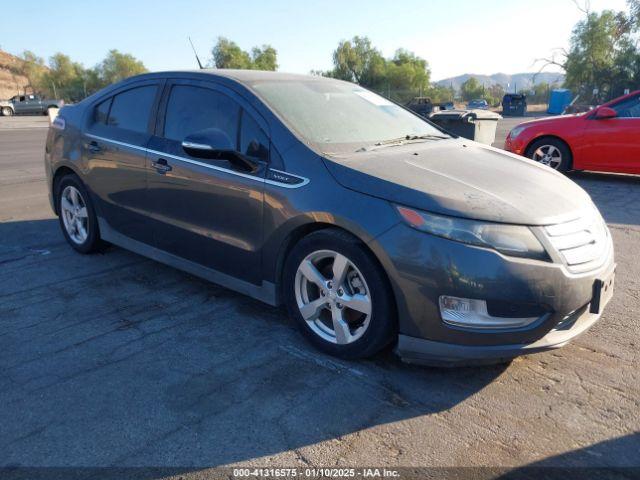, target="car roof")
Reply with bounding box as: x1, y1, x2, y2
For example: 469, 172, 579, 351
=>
130, 69, 335, 86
